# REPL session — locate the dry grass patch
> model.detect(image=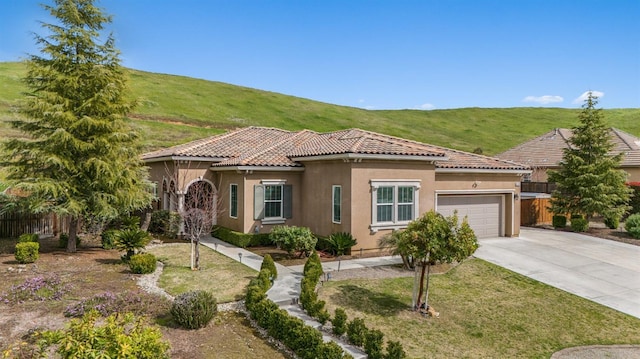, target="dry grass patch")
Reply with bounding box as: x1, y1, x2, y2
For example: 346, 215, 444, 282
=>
318, 258, 640, 358
147, 243, 256, 302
